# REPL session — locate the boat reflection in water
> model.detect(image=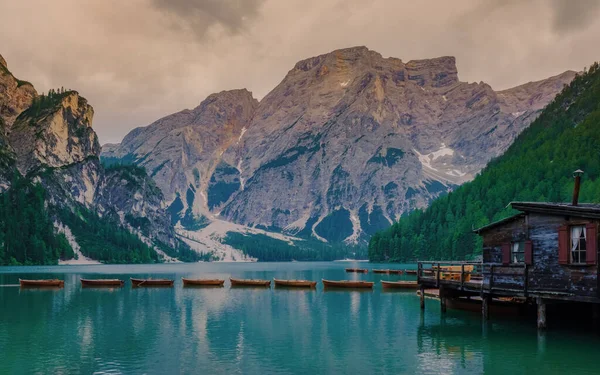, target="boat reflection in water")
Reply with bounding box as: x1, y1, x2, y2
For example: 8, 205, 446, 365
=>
80, 279, 124, 288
